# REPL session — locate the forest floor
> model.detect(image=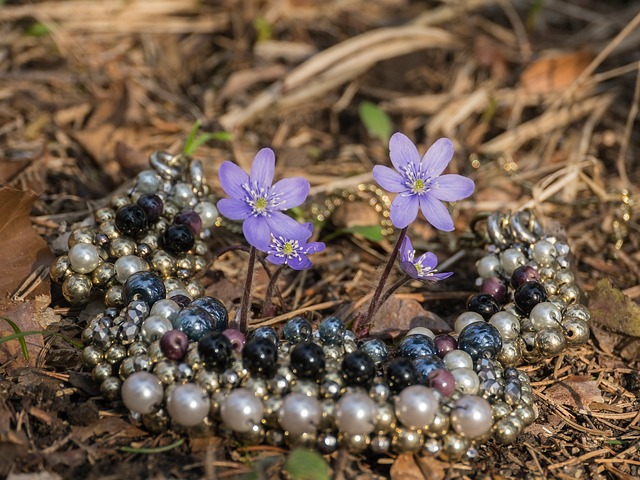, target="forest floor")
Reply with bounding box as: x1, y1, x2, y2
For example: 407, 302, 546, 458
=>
1, 0, 640, 478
